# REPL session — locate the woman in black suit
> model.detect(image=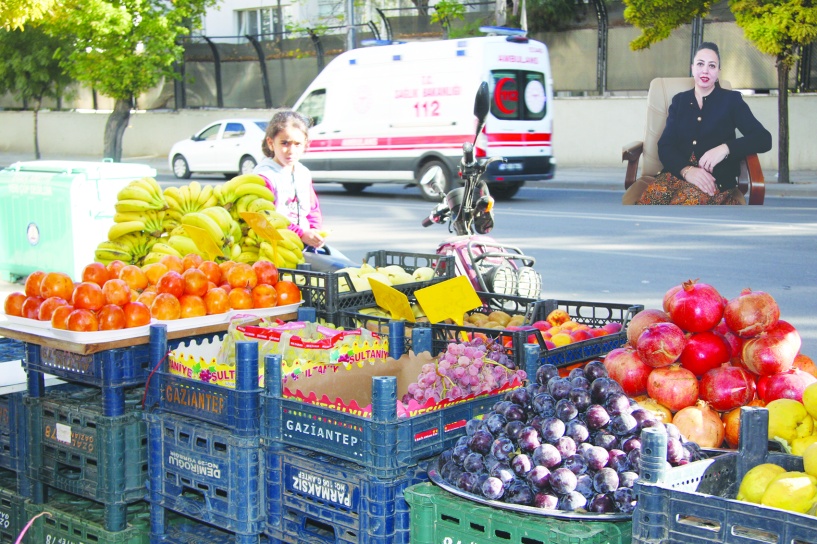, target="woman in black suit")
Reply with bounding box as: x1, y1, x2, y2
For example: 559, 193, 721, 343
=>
634, 42, 772, 205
